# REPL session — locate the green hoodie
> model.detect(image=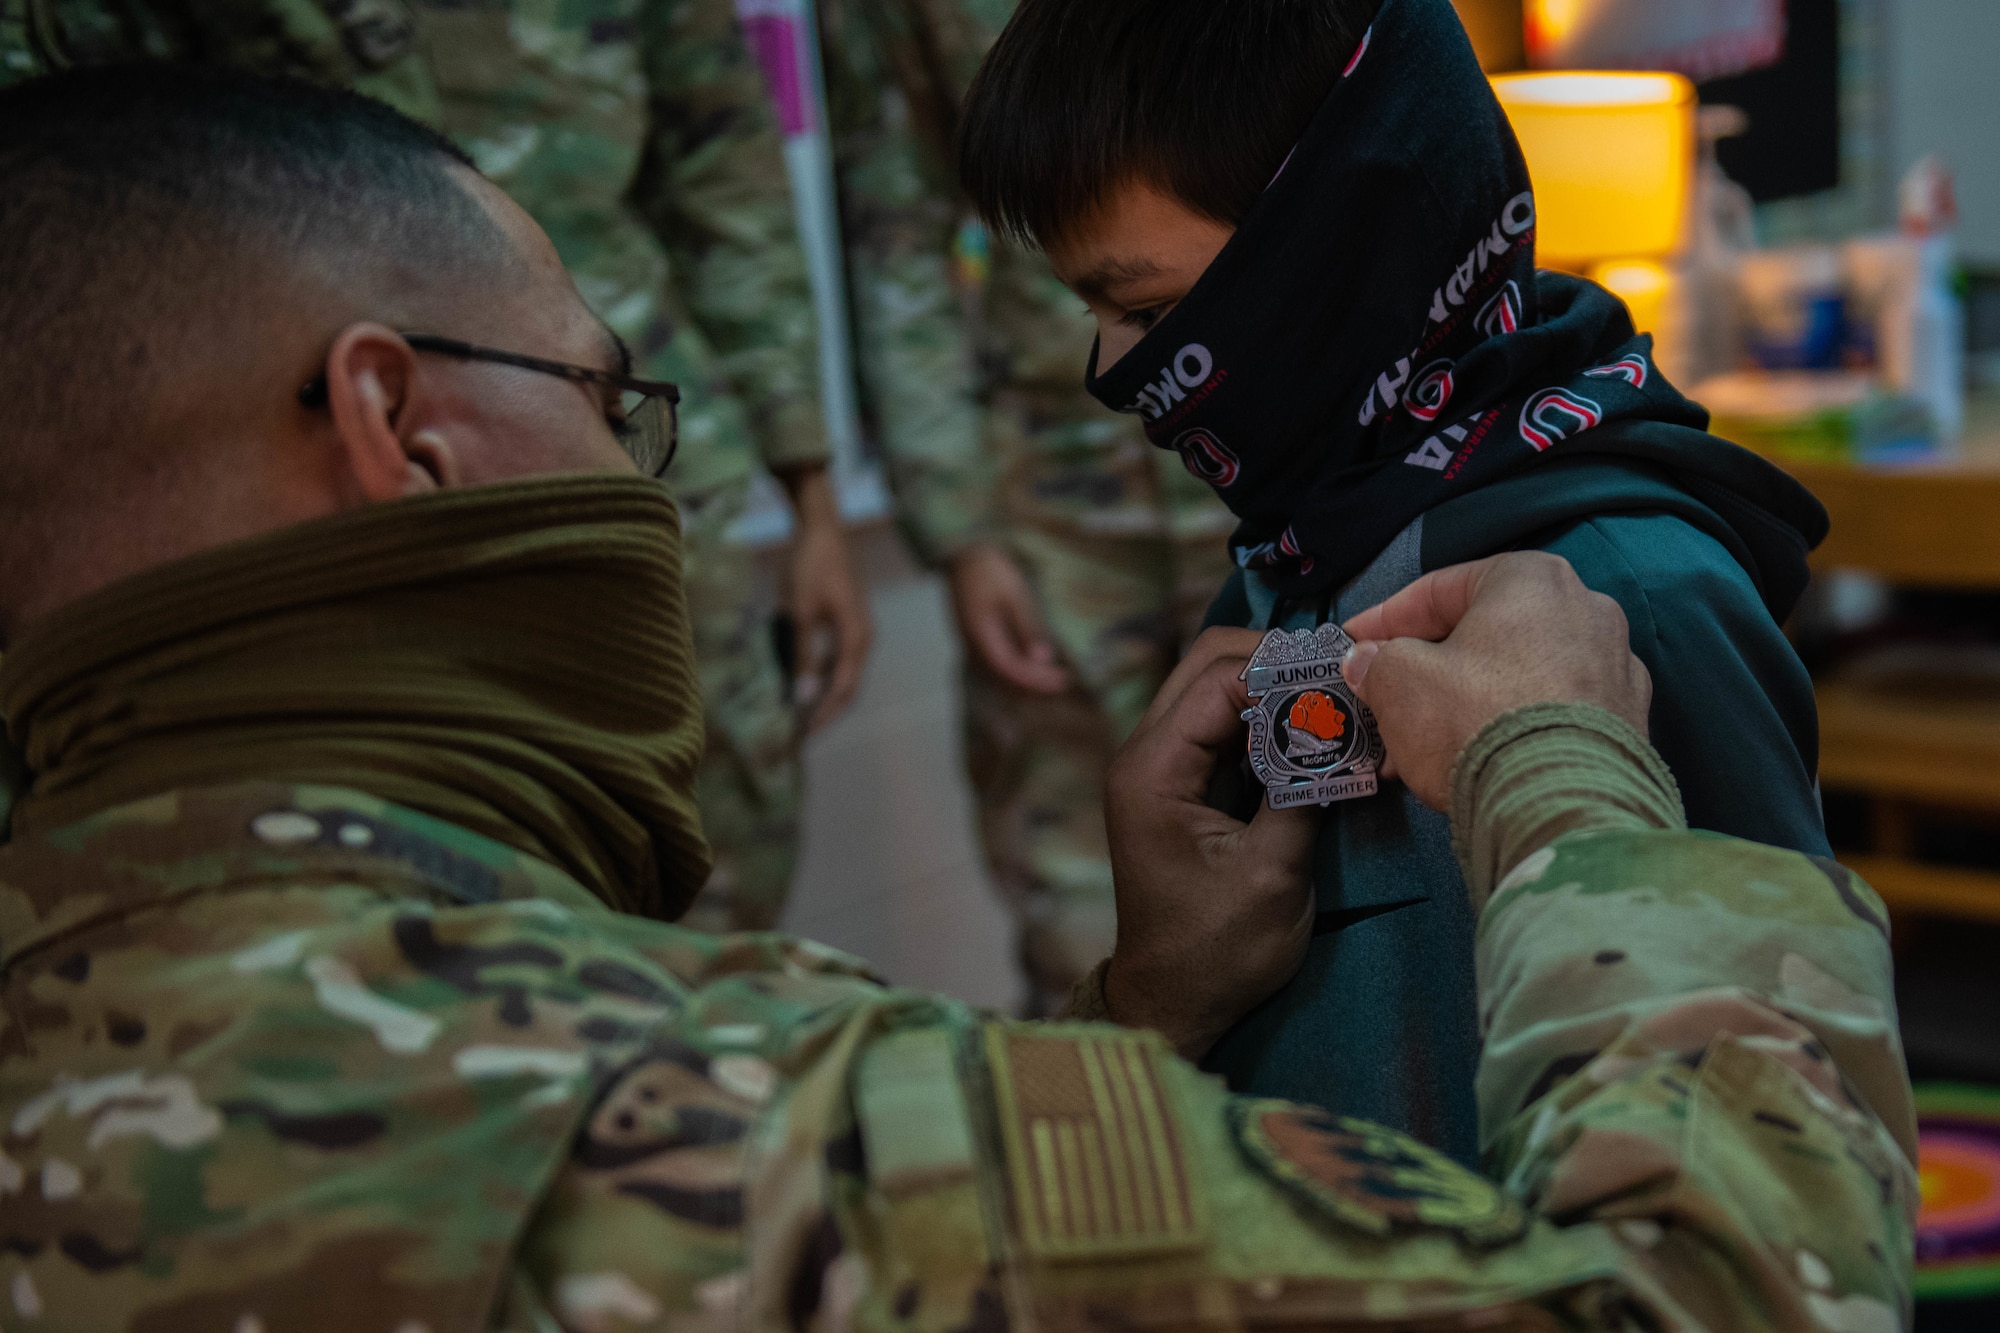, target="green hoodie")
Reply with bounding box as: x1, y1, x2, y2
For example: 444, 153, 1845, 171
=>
1200, 464, 1828, 1164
